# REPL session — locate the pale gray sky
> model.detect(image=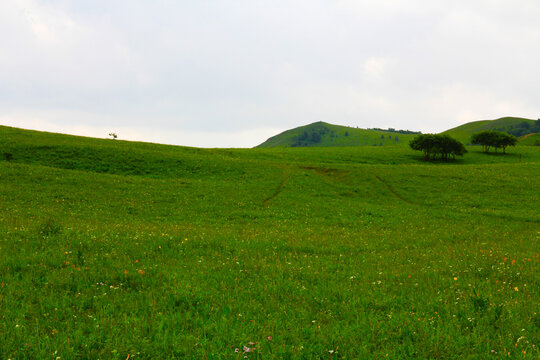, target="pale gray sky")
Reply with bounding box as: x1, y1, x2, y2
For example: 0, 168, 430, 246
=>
1, 0, 539, 147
